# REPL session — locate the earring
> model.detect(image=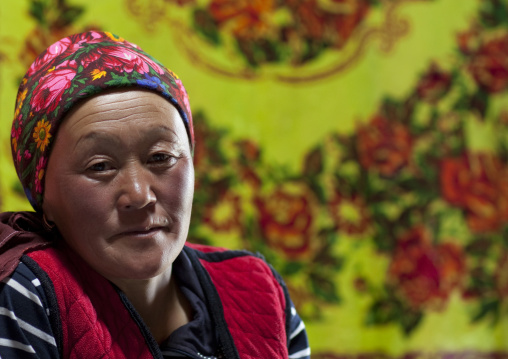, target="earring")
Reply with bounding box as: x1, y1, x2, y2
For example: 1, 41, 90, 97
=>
42, 214, 55, 230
